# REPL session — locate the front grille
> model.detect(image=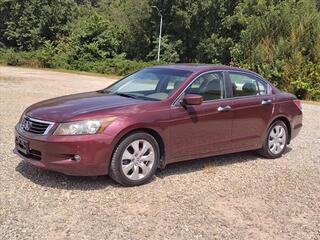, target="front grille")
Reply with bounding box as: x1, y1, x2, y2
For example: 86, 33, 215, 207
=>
20, 116, 54, 135
18, 148, 42, 161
